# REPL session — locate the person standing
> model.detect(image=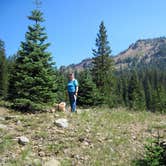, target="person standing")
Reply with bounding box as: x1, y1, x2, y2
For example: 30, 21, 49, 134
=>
67, 72, 79, 112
